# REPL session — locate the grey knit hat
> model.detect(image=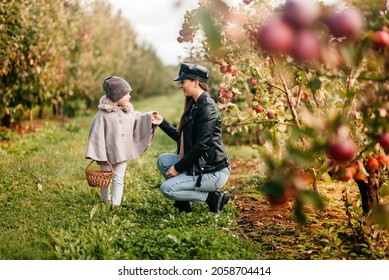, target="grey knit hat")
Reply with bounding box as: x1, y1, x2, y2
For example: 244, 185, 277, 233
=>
102, 76, 132, 102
